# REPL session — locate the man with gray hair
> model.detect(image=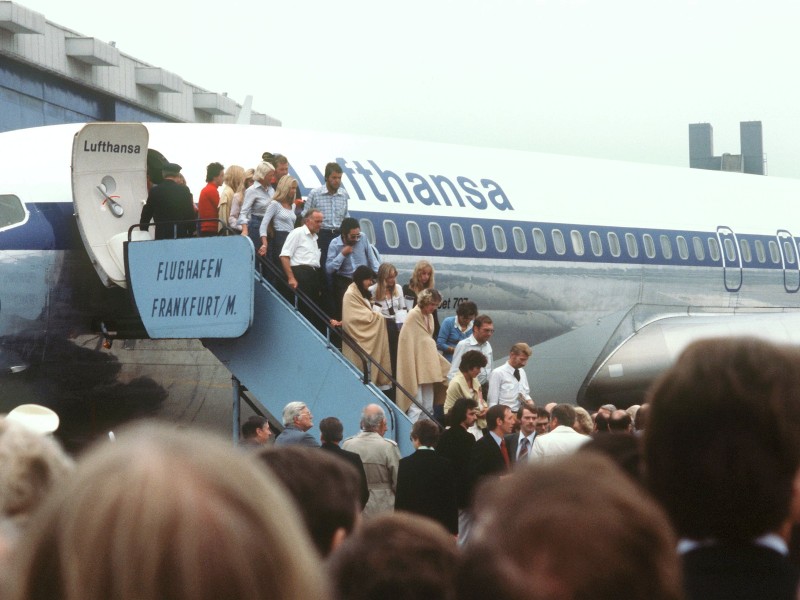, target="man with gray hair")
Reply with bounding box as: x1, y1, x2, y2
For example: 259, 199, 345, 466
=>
342, 404, 401, 517
274, 402, 319, 448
